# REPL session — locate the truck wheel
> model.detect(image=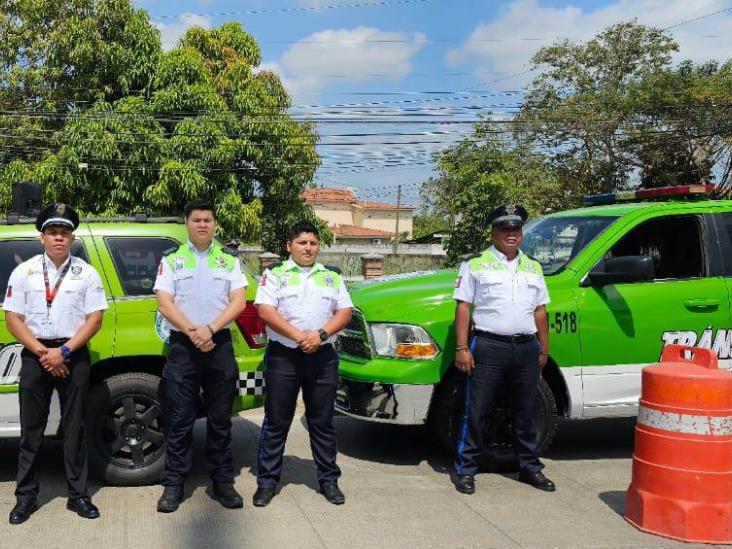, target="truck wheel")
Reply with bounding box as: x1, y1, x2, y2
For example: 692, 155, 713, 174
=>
87, 373, 166, 486
431, 371, 558, 468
